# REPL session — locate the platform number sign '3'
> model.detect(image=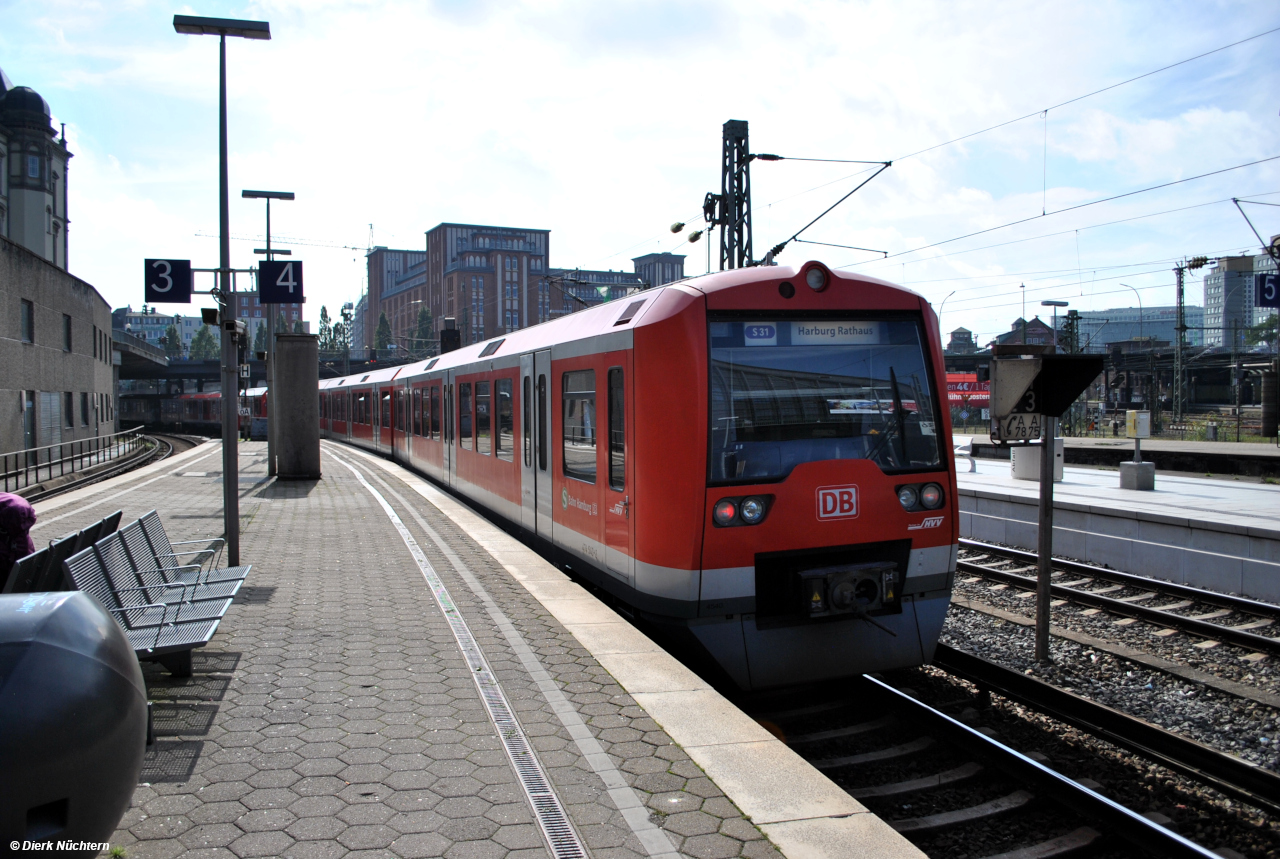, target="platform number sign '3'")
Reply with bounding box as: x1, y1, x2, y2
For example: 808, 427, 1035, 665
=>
259, 260, 305, 304
144, 259, 193, 304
